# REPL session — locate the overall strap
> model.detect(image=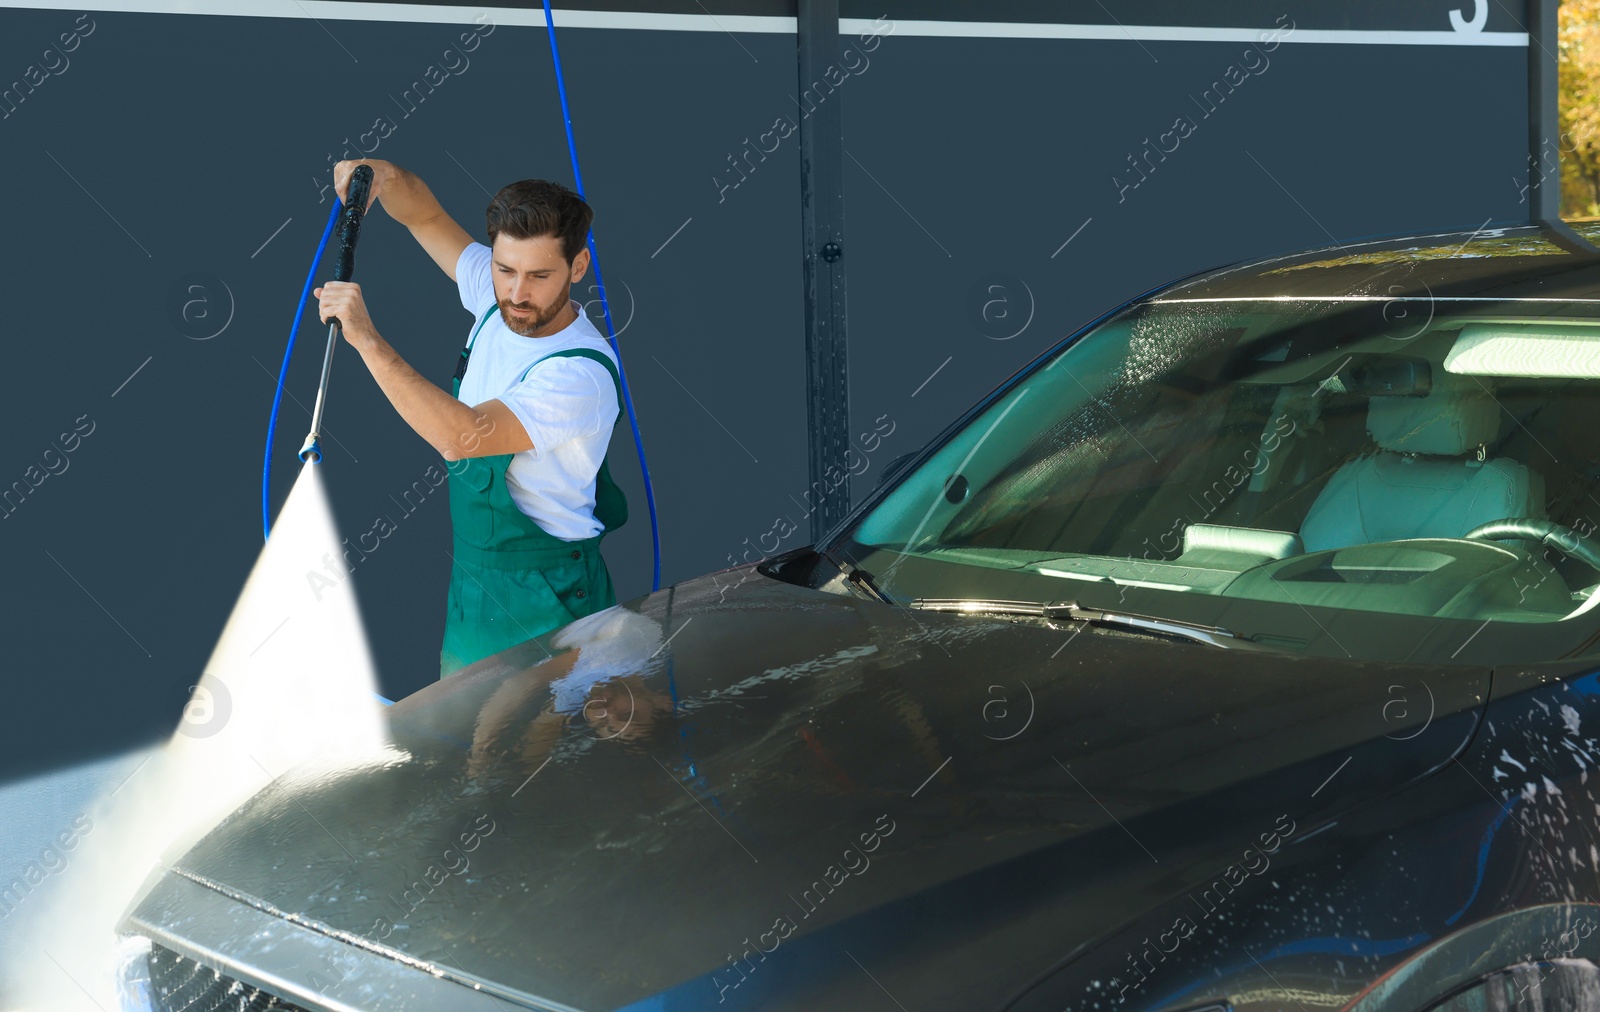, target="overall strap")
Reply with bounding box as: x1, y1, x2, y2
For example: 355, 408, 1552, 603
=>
518, 347, 625, 415
453, 303, 501, 384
